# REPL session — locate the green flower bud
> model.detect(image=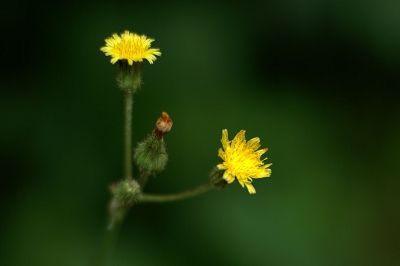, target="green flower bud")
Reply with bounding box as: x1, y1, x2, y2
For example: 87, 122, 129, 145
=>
134, 133, 168, 175
209, 166, 229, 190
110, 179, 141, 206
